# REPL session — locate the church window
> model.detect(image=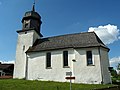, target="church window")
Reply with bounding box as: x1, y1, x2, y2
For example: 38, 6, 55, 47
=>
63, 51, 68, 67
46, 52, 51, 68
86, 51, 93, 65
